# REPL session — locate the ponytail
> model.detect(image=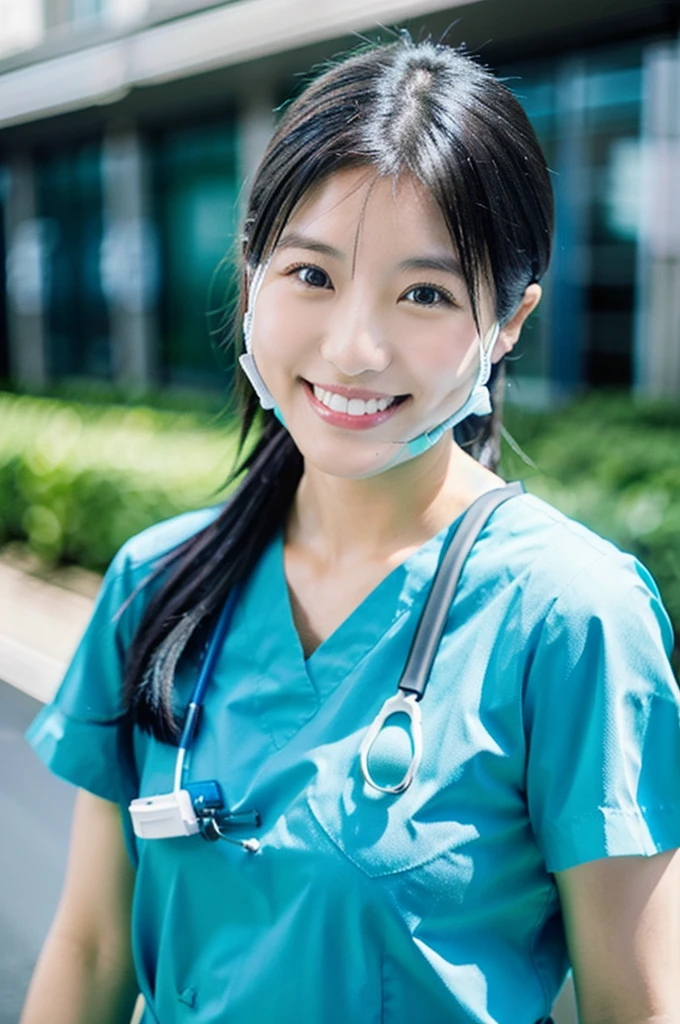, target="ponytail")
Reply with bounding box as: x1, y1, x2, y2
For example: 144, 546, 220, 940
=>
123, 413, 302, 743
